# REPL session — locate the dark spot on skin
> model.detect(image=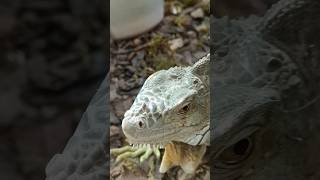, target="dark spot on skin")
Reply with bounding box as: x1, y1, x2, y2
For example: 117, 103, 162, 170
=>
170, 74, 179, 79
154, 112, 161, 119
142, 103, 149, 113
166, 94, 171, 99
143, 97, 149, 102
153, 88, 161, 93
